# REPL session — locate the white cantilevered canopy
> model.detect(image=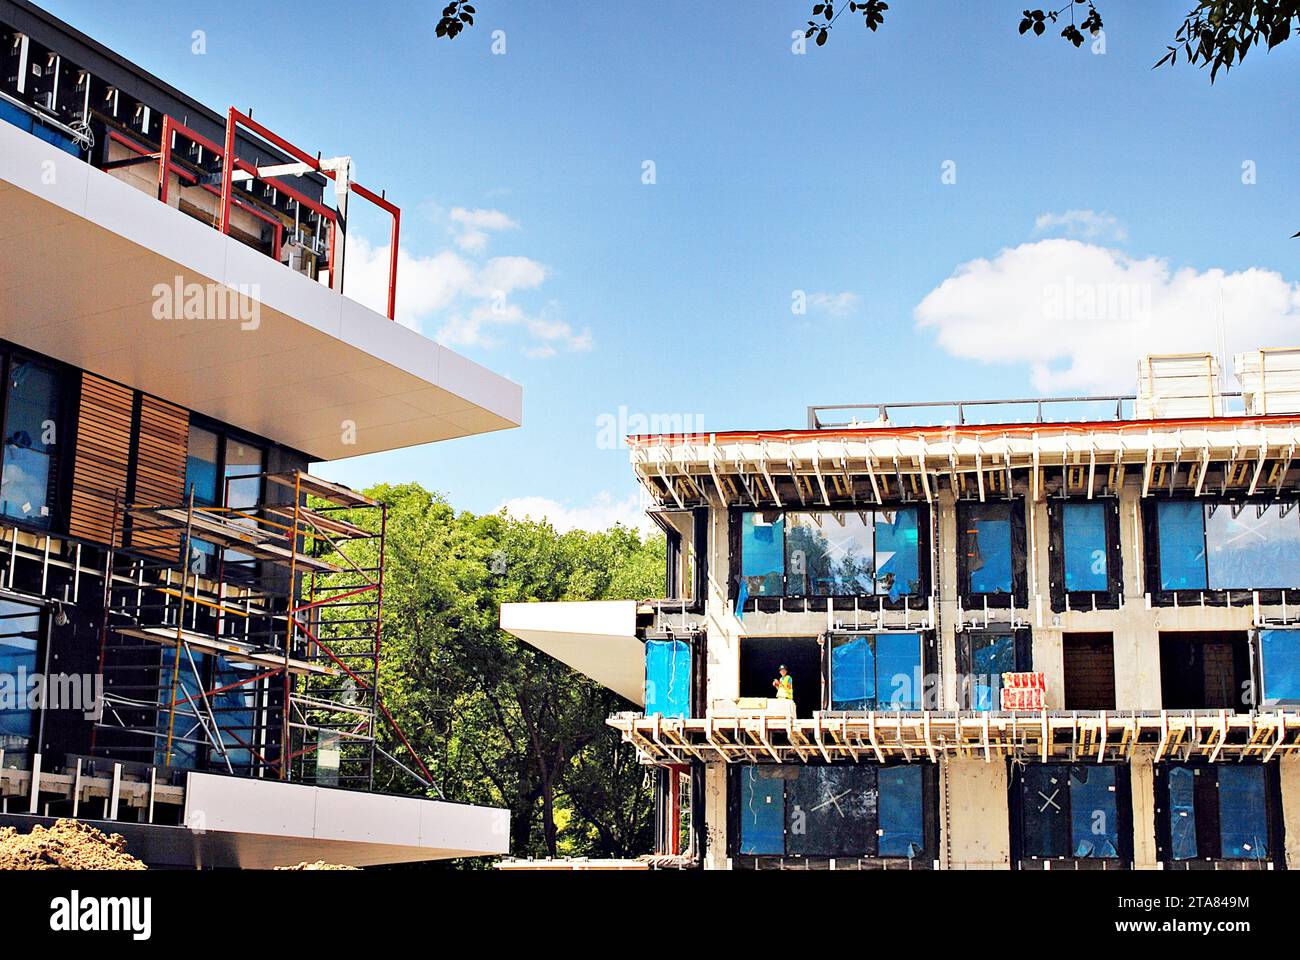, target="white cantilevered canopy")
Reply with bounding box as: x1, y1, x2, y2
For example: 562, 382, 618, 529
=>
500, 600, 646, 705
0, 120, 521, 460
